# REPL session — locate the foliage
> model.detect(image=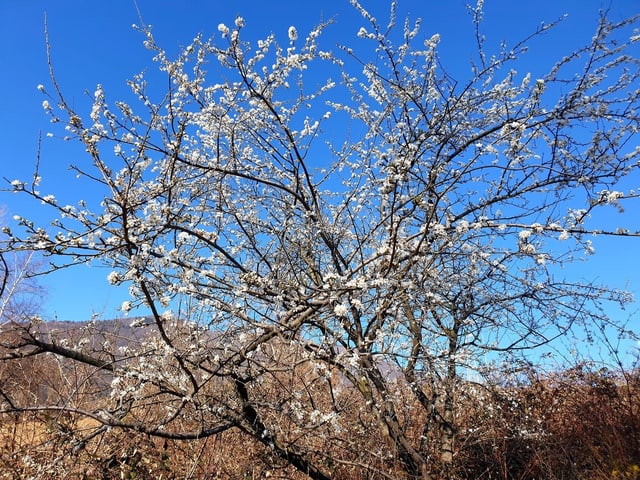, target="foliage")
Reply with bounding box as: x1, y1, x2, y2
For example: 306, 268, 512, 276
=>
2, 2, 640, 478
